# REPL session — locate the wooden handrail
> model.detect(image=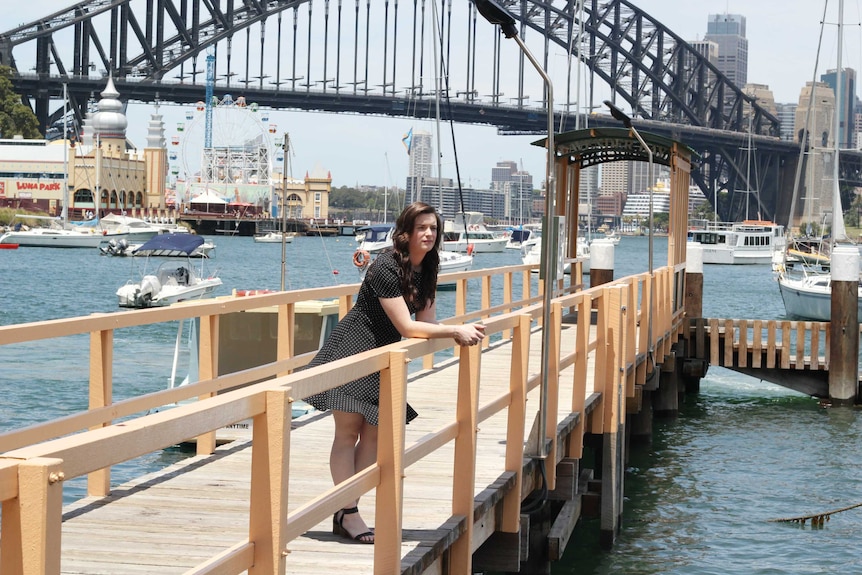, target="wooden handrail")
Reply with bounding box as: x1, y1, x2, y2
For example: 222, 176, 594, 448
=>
0, 262, 680, 575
